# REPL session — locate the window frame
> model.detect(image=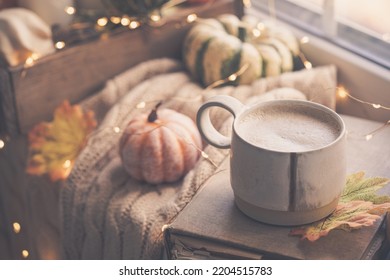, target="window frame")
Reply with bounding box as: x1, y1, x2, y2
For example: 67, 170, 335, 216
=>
251, 0, 390, 69
246, 0, 390, 123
